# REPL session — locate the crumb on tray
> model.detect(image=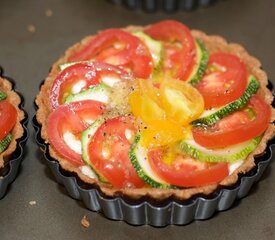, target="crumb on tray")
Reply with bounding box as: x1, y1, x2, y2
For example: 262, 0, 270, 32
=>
29, 200, 37, 206
81, 215, 90, 228
45, 9, 53, 17
27, 24, 36, 33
